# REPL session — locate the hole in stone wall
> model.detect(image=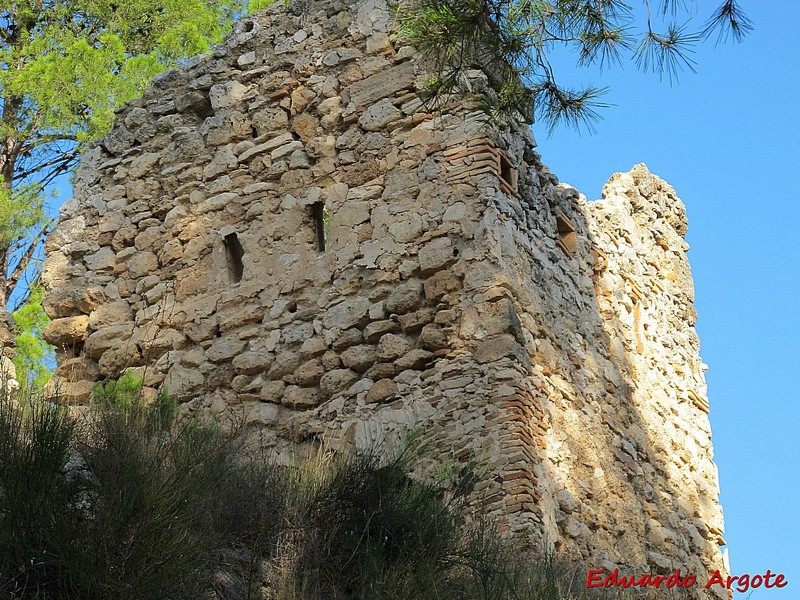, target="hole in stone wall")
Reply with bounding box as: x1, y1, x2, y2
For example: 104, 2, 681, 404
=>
555, 214, 577, 257
242, 20, 254, 32
223, 232, 245, 283
499, 153, 518, 192
287, 301, 297, 314
312, 202, 328, 253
